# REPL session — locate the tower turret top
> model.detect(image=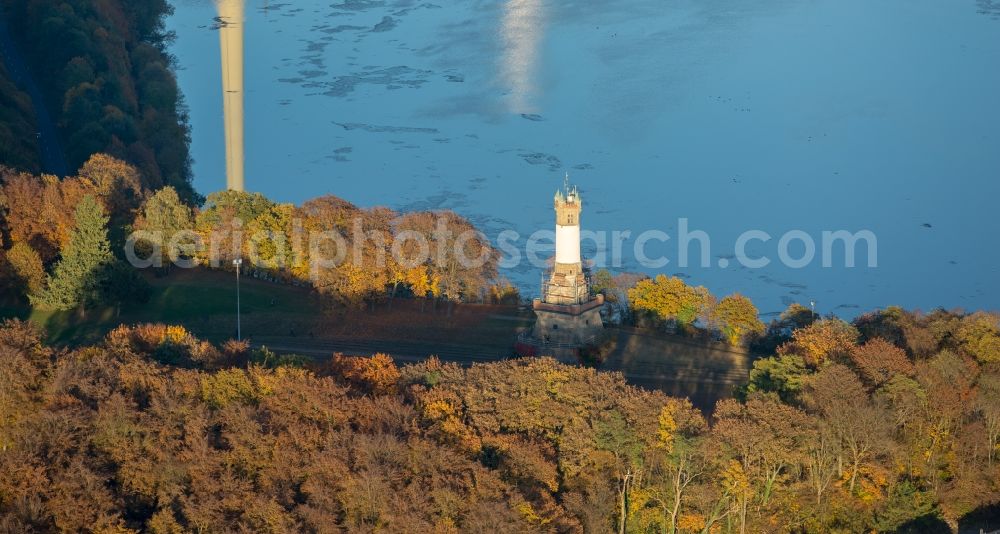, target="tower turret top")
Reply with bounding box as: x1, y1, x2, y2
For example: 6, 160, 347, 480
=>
554, 175, 581, 227
554, 174, 582, 208
554, 187, 581, 205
